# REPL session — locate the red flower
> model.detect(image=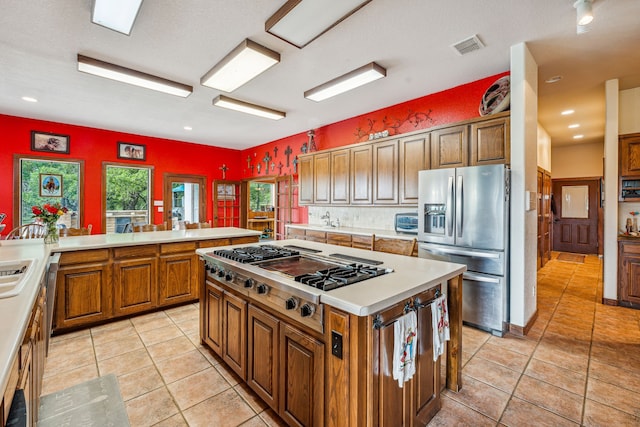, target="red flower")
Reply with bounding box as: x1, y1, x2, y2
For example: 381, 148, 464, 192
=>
32, 206, 42, 215
45, 204, 59, 214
